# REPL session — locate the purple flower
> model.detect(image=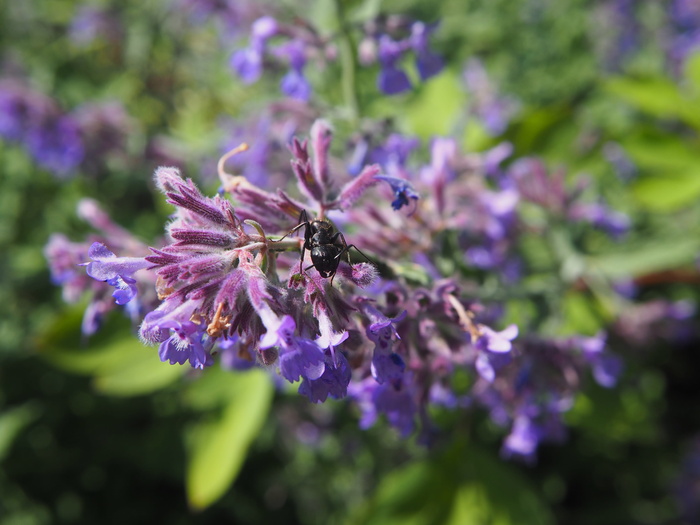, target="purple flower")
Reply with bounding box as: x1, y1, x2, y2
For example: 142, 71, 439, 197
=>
349, 376, 417, 437
475, 324, 519, 353
298, 350, 352, 403
218, 336, 257, 371
410, 22, 444, 80
275, 40, 311, 101
26, 115, 85, 177
374, 175, 420, 212
501, 414, 541, 463
463, 58, 518, 135
572, 333, 623, 388
85, 242, 150, 305
377, 36, 412, 94
359, 301, 407, 385
259, 313, 326, 383
474, 324, 518, 382
230, 16, 280, 84
569, 202, 630, 239
231, 47, 264, 83
158, 319, 213, 369
370, 134, 420, 171
280, 69, 311, 101
373, 380, 417, 437
377, 65, 412, 95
